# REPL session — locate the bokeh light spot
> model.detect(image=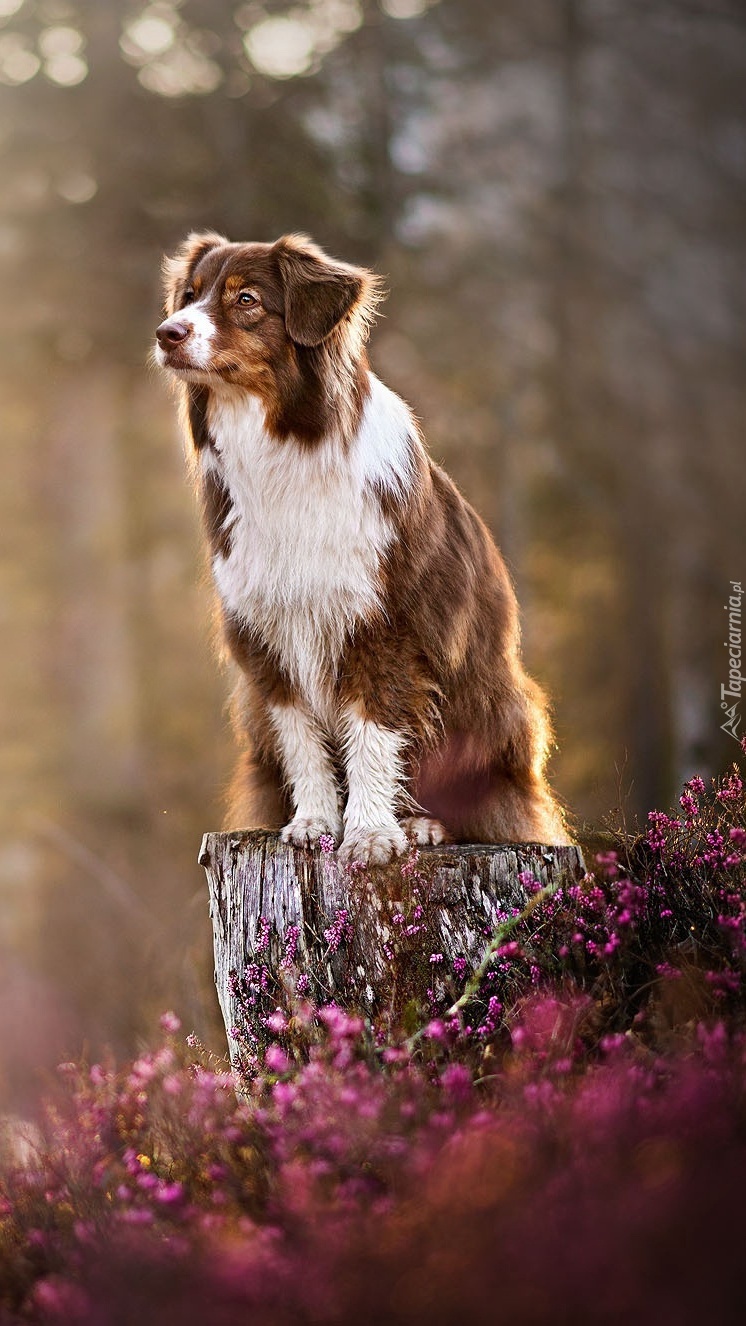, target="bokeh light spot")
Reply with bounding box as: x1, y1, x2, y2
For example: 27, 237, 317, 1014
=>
0, 33, 40, 84
44, 52, 88, 85
136, 45, 222, 97
243, 16, 314, 80
126, 14, 175, 57
38, 26, 84, 59
56, 171, 98, 204
382, 0, 428, 18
